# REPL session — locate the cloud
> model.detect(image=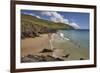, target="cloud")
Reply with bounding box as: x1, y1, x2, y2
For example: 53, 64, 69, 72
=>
23, 12, 41, 19
69, 22, 80, 29
23, 12, 35, 16
36, 15, 41, 19
41, 11, 64, 23
41, 11, 80, 29
63, 19, 69, 24
41, 11, 52, 16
